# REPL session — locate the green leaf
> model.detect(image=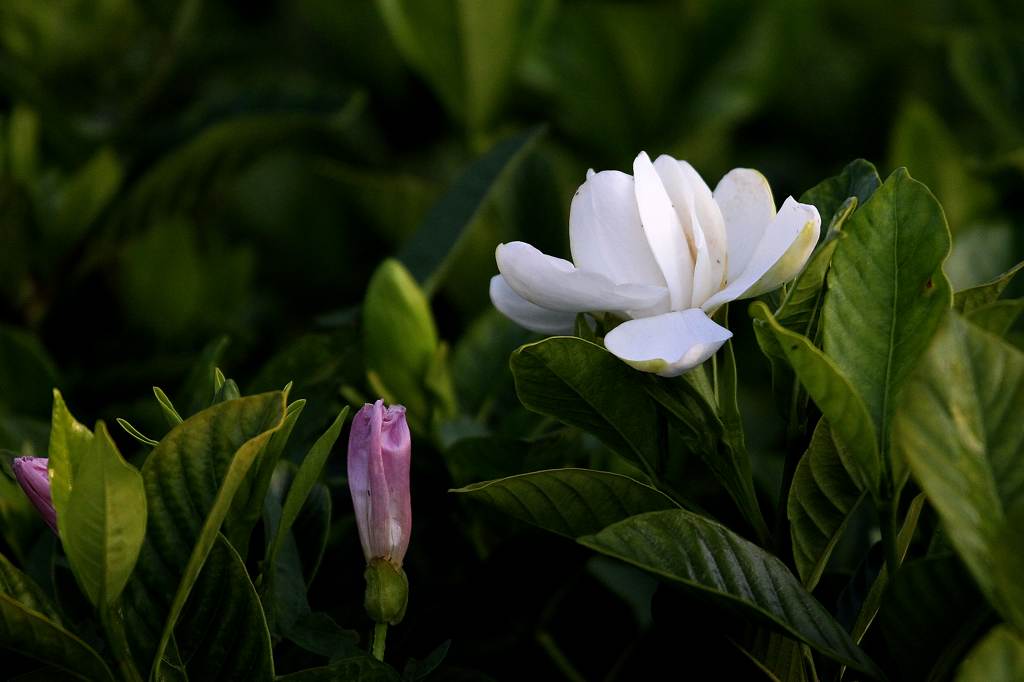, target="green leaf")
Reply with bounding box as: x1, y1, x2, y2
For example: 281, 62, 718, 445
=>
451, 309, 533, 416
750, 303, 880, 495
276, 654, 399, 681
8, 105, 39, 184
363, 259, 438, 422
397, 126, 544, 295
152, 386, 184, 426
579, 510, 880, 677
788, 420, 865, 590
955, 626, 1024, 682
954, 260, 1024, 314
892, 313, 1024, 631
119, 393, 285, 676
0, 551, 61, 623
967, 299, 1024, 337
115, 418, 159, 447
510, 337, 662, 475
176, 336, 230, 416
821, 168, 952, 464
172, 536, 274, 681
0, 593, 115, 682
375, 1, 551, 131
266, 406, 348, 571
798, 158, 881, 228
58, 421, 146, 607
47, 389, 93, 515
453, 468, 678, 539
